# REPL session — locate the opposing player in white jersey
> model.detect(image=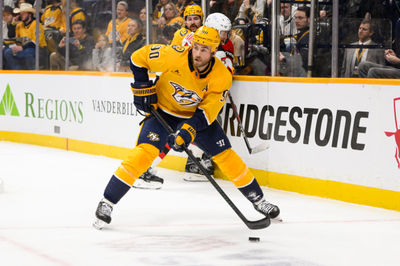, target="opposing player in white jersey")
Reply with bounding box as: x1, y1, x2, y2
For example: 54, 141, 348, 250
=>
204, 12, 235, 73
